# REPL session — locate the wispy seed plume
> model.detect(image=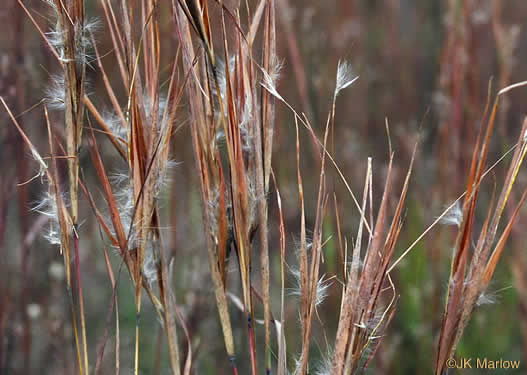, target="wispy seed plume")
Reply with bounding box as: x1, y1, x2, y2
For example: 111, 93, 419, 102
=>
439, 201, 463, 227
334, 60, 359, 98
